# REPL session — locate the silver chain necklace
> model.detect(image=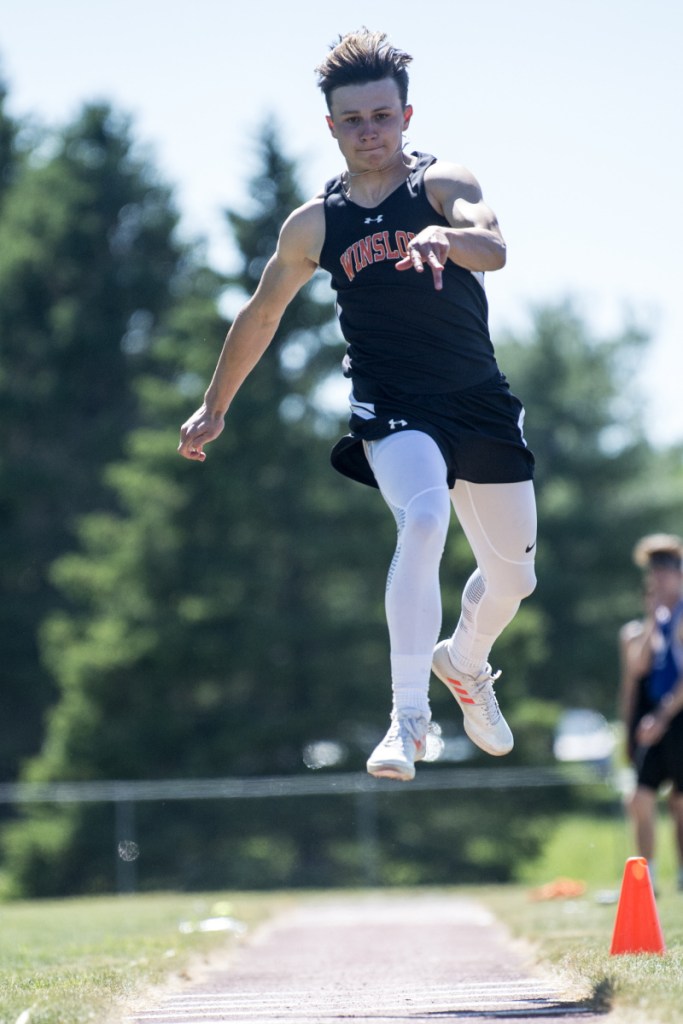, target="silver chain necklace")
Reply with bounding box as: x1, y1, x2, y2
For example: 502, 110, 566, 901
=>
340, 146, 411, 200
